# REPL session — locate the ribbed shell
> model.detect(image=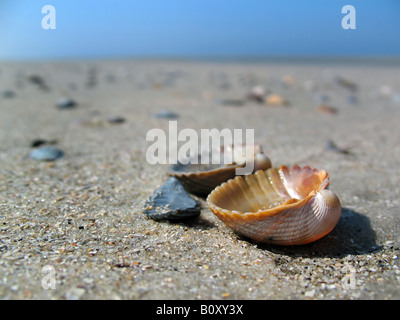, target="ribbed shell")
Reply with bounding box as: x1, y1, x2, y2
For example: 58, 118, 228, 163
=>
167, 152, 271, 196
207, 165, 341, 245
167, 163, 241, 196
